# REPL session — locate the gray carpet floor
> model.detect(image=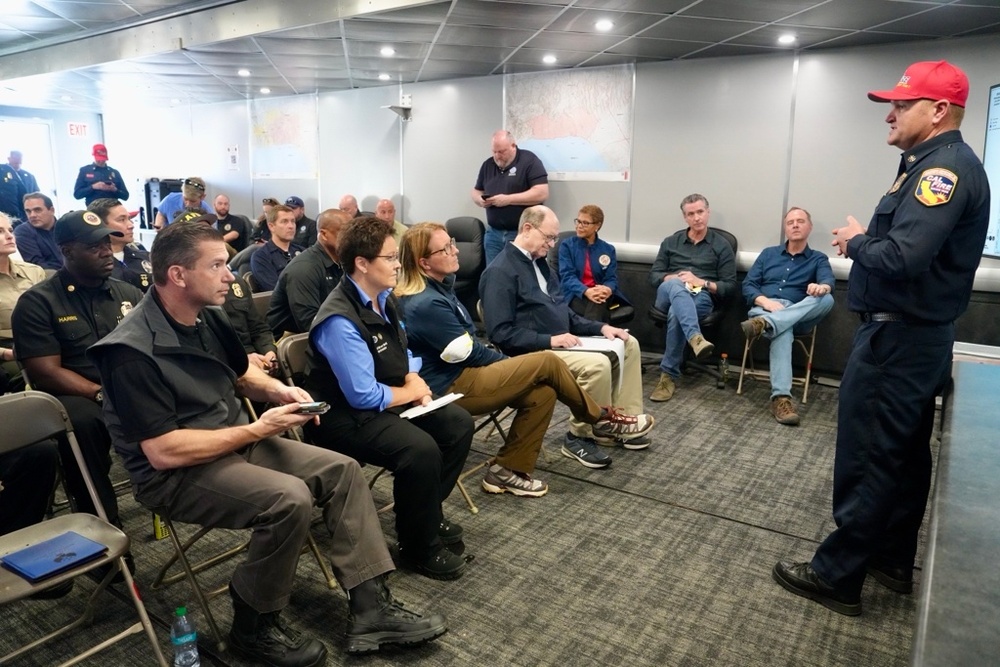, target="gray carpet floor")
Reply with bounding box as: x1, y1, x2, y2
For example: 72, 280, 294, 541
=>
0, 367, 930, 666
